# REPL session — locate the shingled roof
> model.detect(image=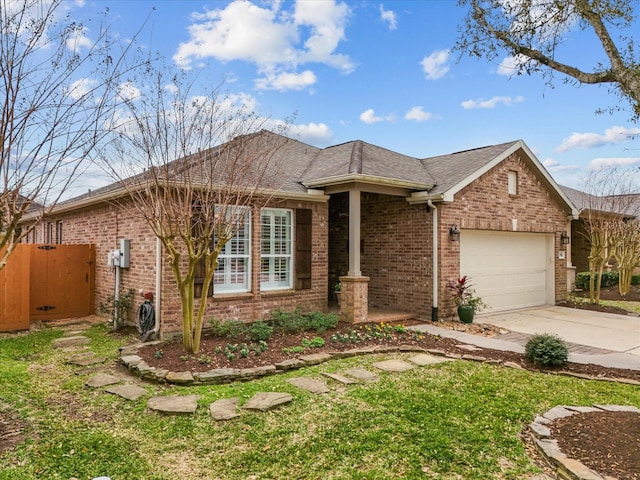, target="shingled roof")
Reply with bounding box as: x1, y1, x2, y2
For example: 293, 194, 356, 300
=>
45, 130, 577, 216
